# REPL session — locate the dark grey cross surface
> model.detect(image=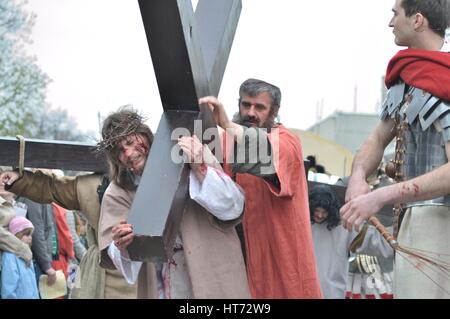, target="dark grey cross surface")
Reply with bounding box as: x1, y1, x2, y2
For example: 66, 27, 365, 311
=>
126, 0, 242, 262
0, 136, 105, 172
